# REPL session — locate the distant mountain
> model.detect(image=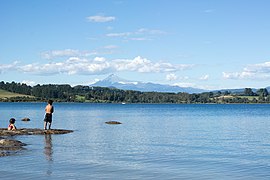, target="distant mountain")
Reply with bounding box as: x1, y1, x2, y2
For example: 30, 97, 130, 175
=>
91, 74, 206, 93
